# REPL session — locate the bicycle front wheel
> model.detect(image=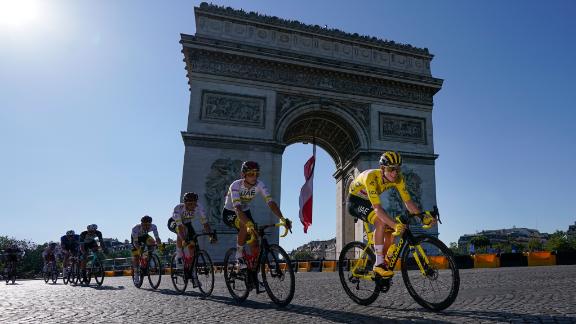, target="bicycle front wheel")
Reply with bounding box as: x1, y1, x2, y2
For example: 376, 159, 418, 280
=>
223, 248, 249, 303
43, 270, 49, 283
338, 241, 380, 306
147, 254, 162, 290
51, 266, 58, 284
92, 256, 105, 287
401, 235, 460, 311
170, 254, 188, 293
260, 244, 295, 307
195, 250, 214, 297
132, 264, 144, 288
